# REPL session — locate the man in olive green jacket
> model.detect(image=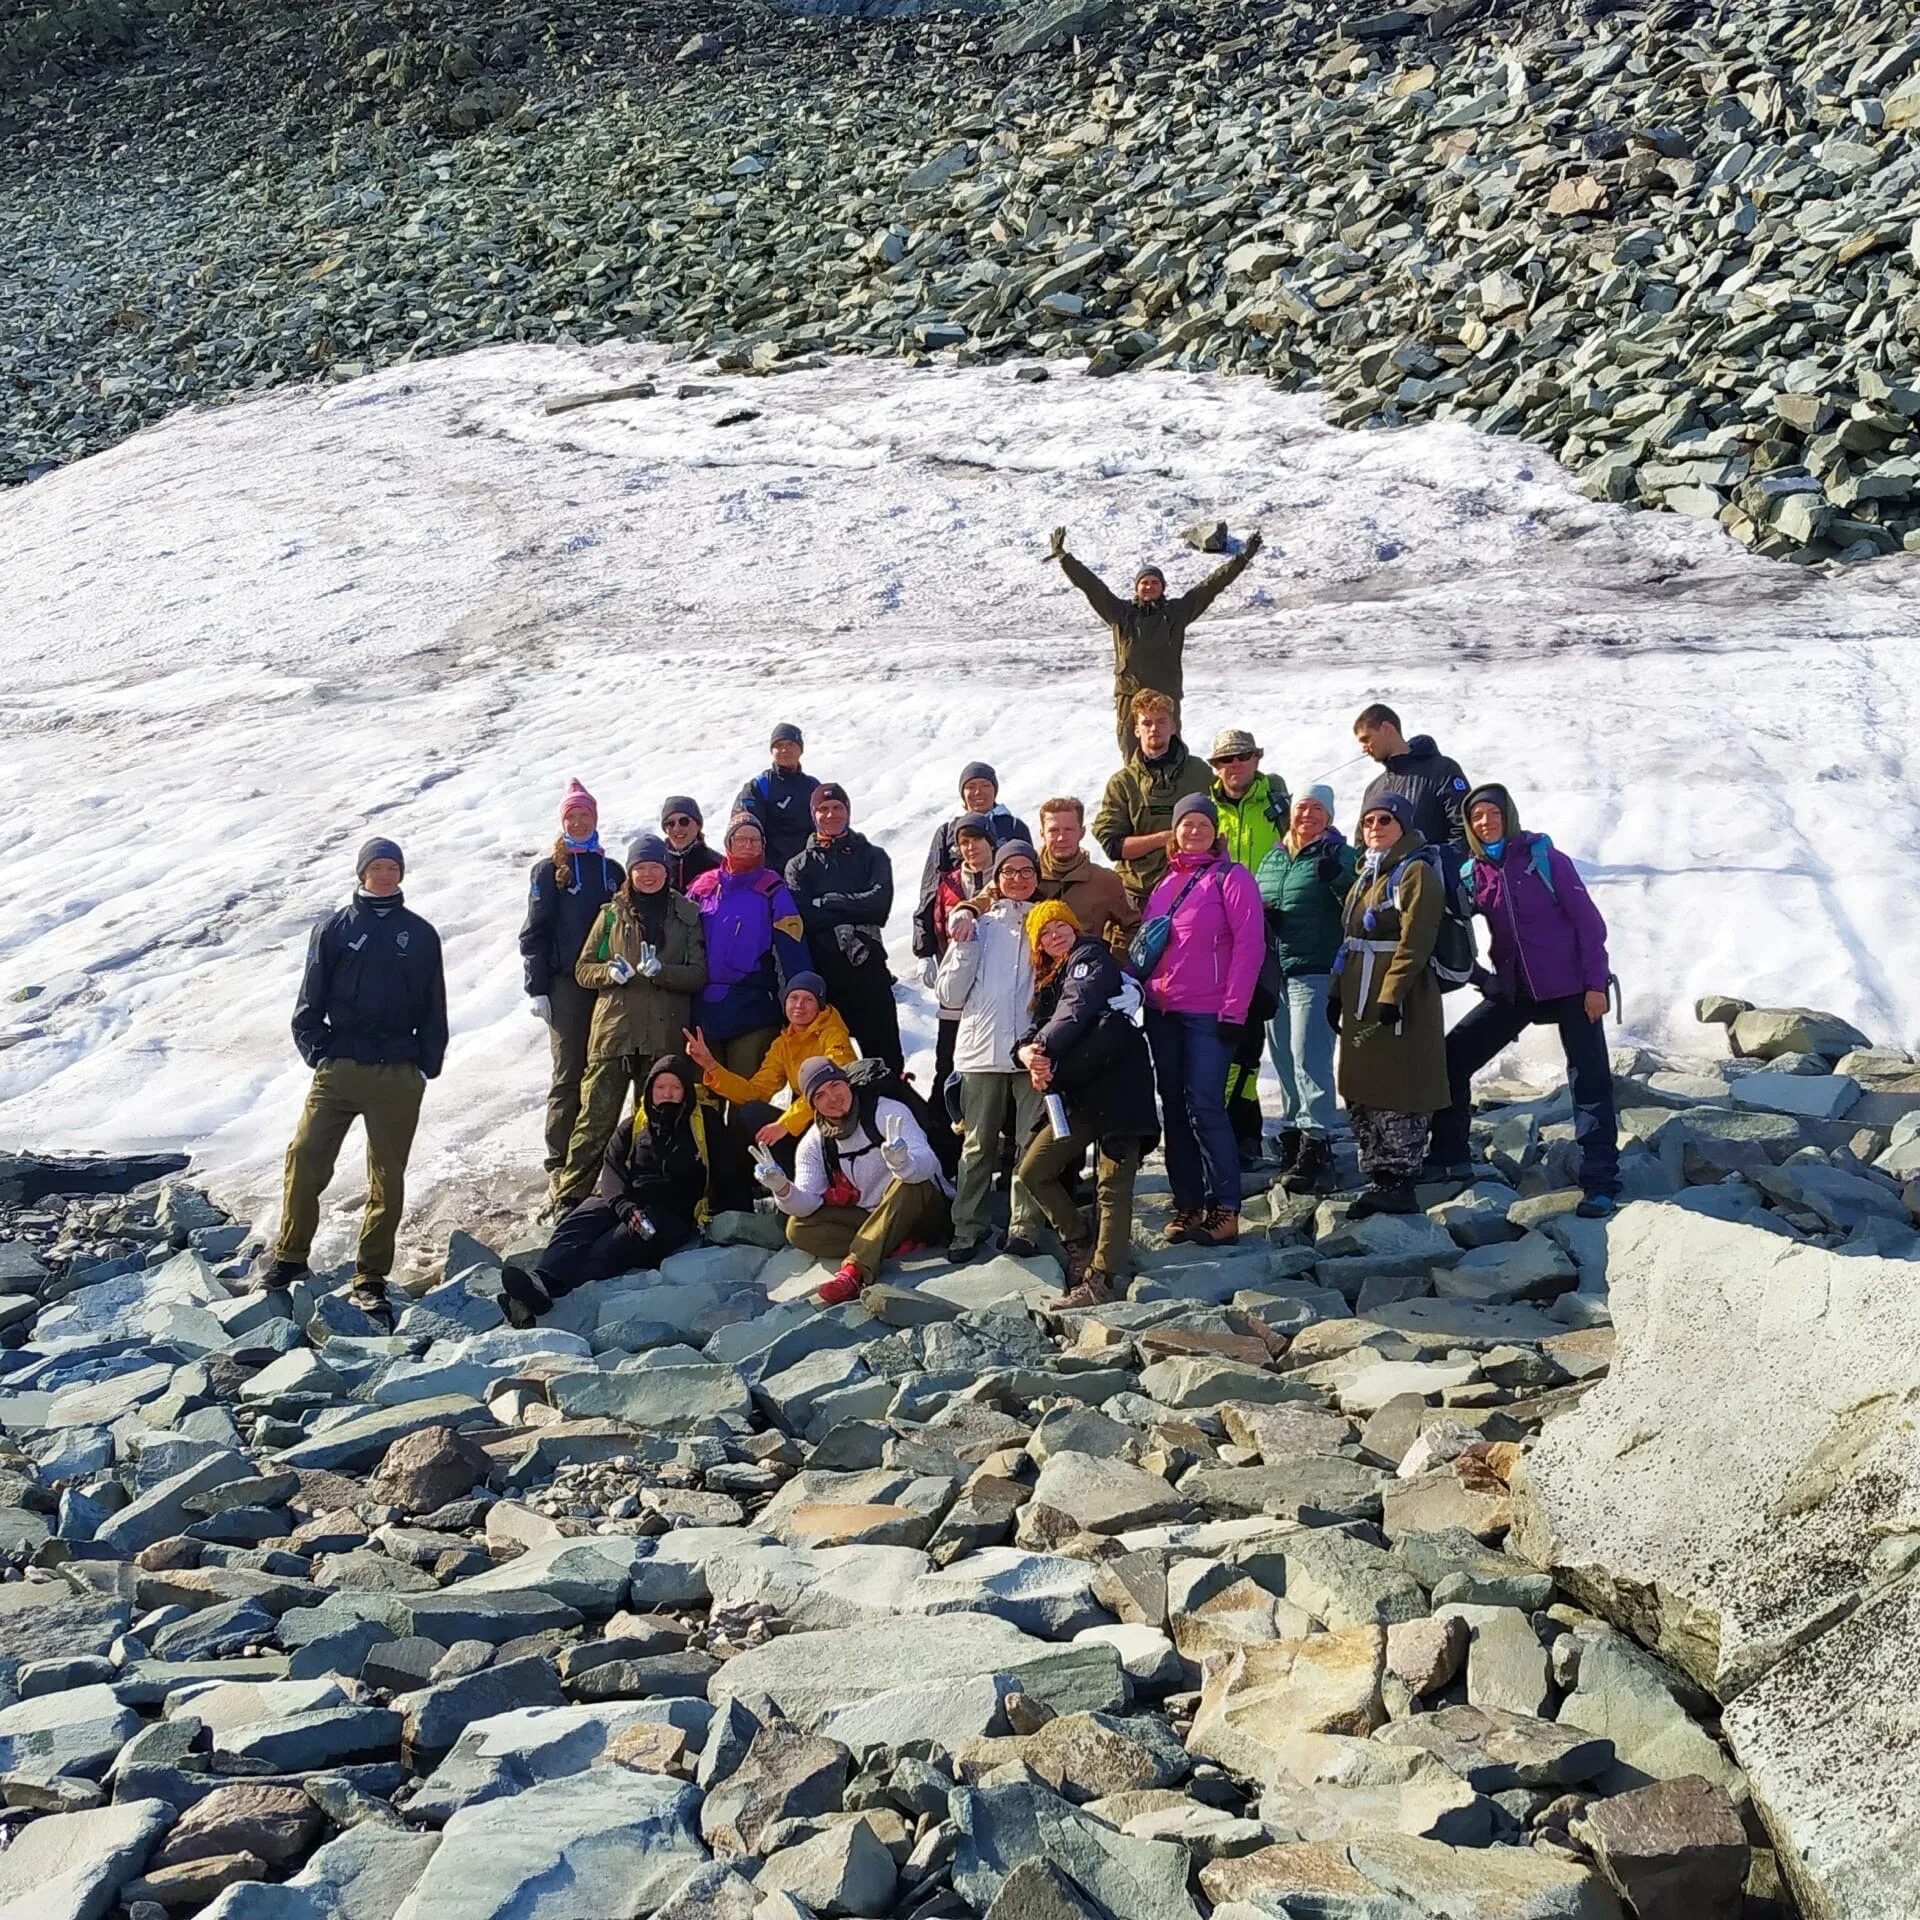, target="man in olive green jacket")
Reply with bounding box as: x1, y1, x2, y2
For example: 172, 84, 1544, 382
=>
1051, 525, 1264, 756
1092, 691, 1214, 909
